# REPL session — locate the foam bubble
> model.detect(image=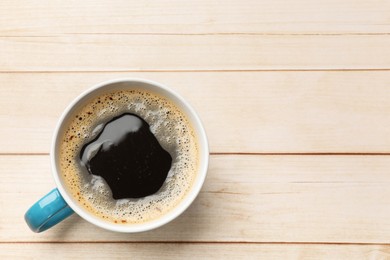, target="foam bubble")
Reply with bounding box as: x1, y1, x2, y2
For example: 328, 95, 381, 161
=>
59, 89, 199, 224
